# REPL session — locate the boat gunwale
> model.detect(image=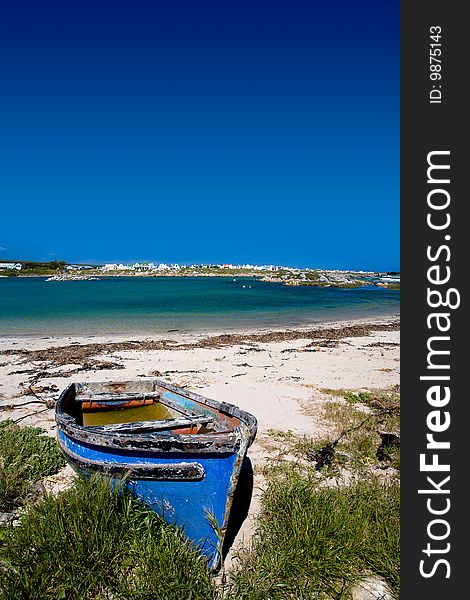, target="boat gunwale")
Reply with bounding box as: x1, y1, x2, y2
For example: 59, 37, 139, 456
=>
55, 379, 257, 454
